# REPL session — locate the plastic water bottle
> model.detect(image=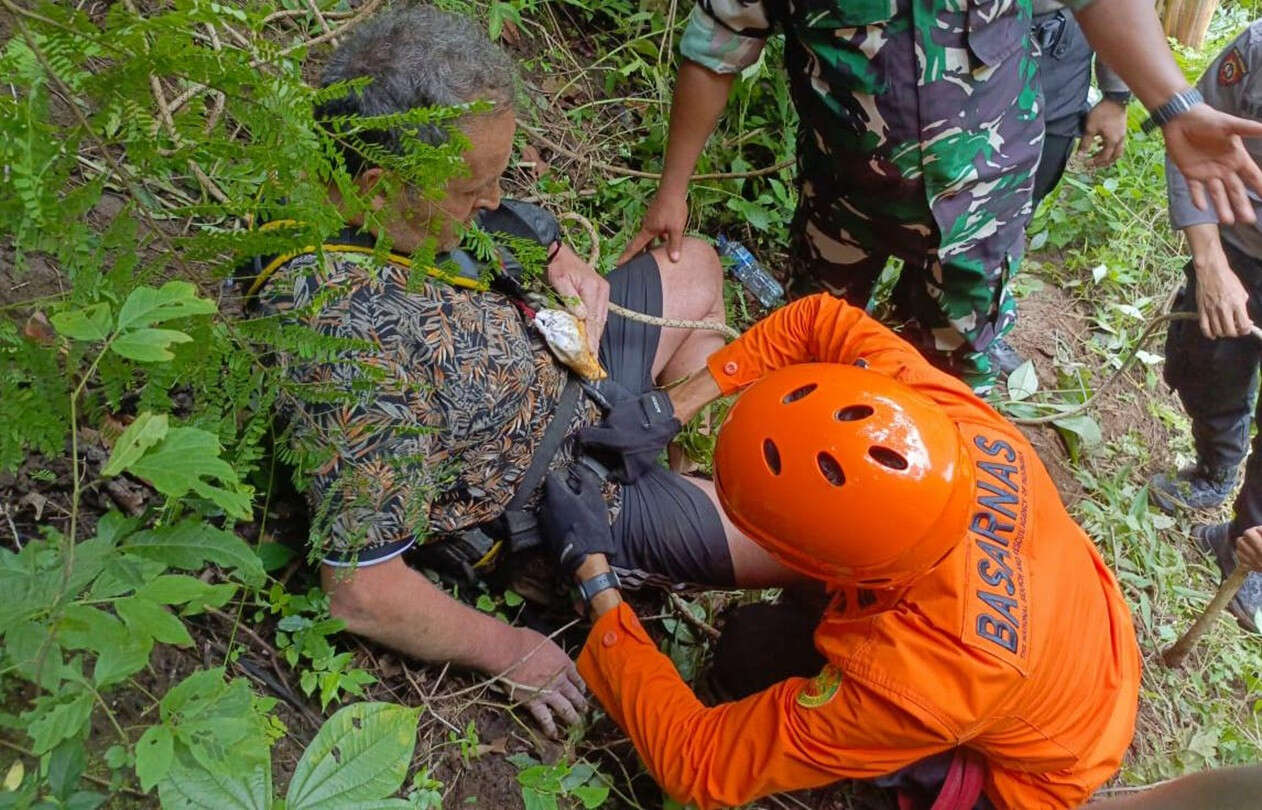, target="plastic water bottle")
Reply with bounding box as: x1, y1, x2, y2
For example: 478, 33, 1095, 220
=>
716, 235, 784, 310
